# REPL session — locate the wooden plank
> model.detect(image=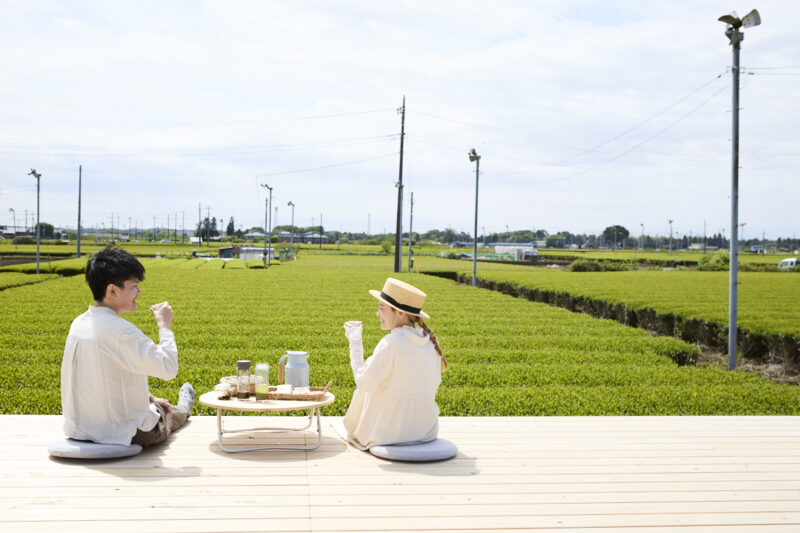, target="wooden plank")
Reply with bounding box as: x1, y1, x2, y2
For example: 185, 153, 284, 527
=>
3, 414, 800, 533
